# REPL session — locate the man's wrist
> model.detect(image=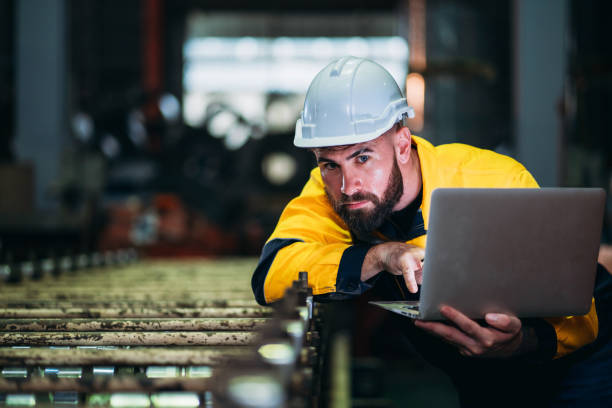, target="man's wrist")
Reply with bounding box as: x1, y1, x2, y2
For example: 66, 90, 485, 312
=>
336, 244, 374, 295
361, 244, 383, 281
